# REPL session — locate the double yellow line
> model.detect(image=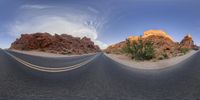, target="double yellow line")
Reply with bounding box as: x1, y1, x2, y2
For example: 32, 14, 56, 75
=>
4, 51, 98, 72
